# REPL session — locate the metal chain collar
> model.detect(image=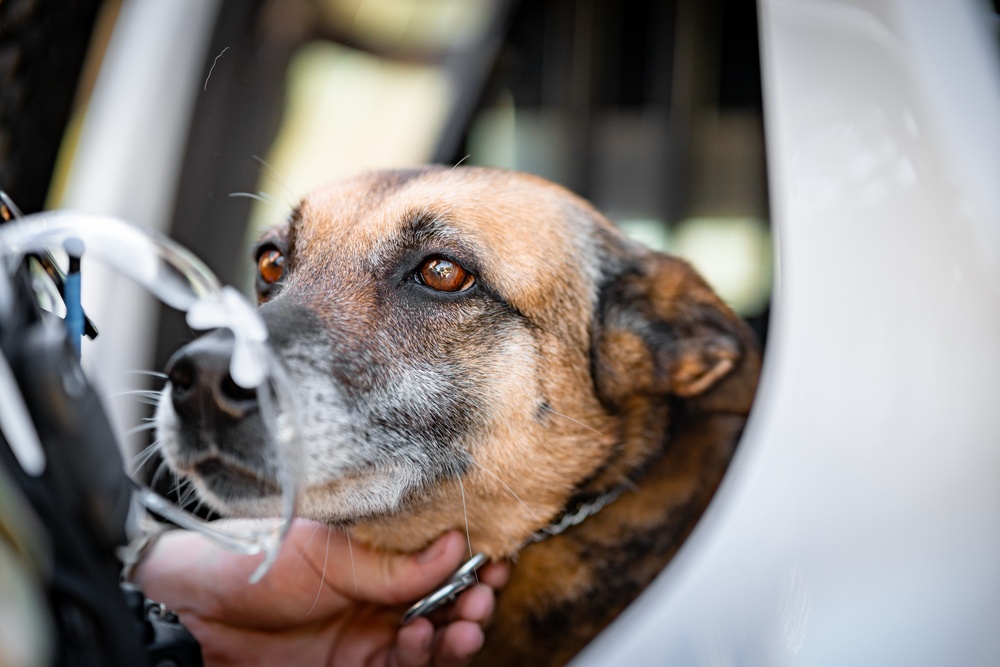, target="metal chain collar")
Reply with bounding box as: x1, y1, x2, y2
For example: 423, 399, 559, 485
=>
525, 486, 624, 544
